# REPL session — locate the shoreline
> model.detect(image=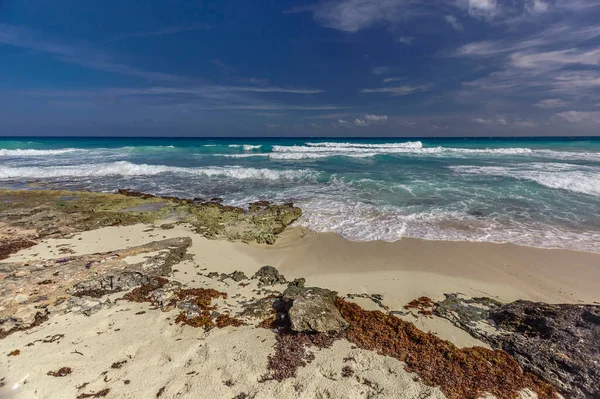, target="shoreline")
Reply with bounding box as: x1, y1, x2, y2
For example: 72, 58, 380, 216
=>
1, 188, 599, 398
